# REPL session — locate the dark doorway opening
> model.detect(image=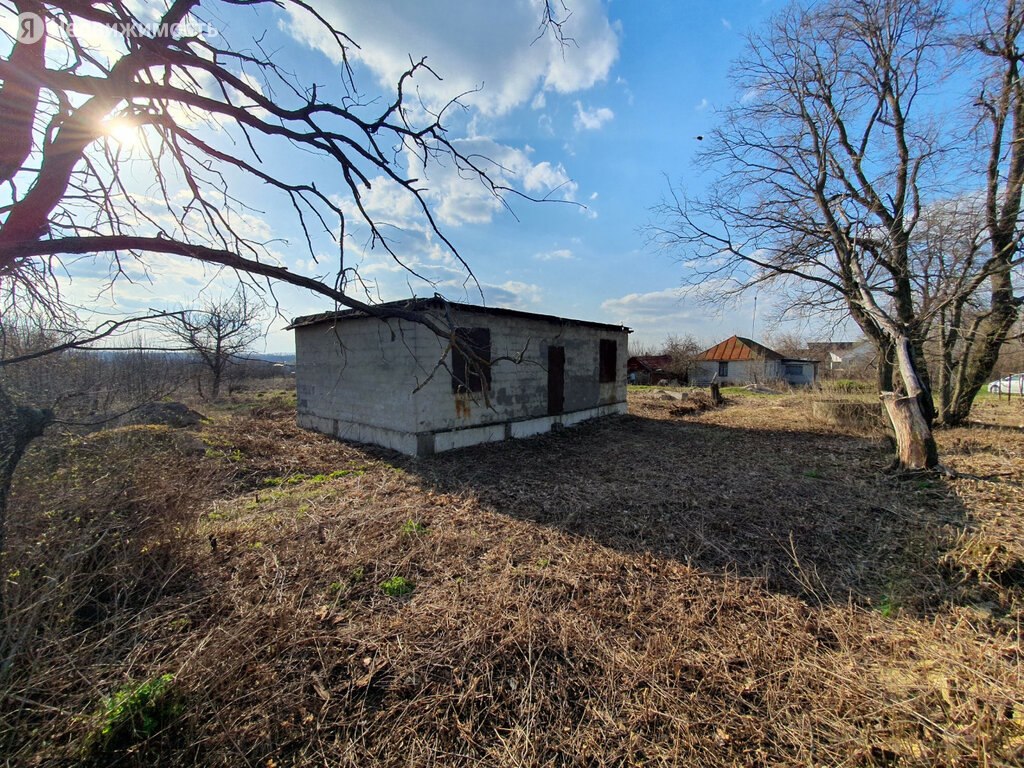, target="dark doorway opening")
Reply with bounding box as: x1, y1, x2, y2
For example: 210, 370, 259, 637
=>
547, 346, 565, 416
